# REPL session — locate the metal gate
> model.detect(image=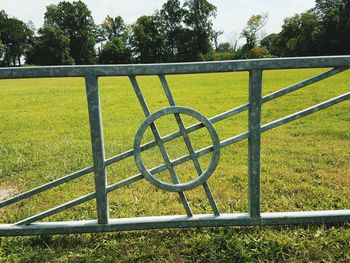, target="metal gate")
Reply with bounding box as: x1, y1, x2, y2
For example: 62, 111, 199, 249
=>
1, 56, 349, 236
